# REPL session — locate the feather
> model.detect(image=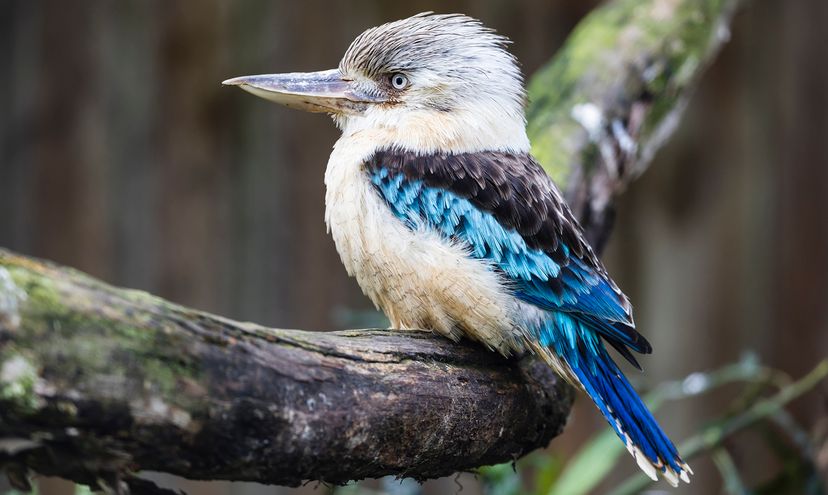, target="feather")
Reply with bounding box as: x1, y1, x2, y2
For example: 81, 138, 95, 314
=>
367, 150, 644, 357
533, 314, 690, 485
366, 149, 689, 485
